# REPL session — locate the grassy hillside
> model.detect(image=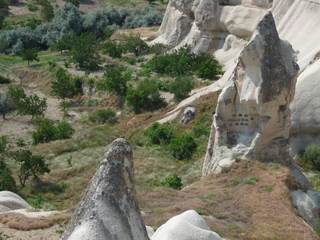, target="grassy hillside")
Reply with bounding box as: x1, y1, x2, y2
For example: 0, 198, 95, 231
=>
0, 2, 319, 239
